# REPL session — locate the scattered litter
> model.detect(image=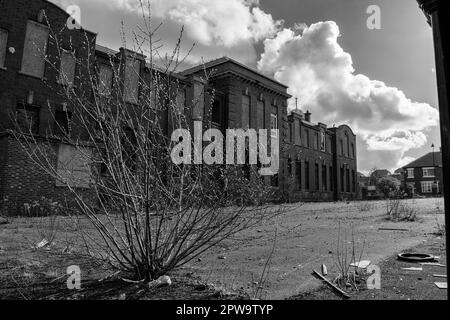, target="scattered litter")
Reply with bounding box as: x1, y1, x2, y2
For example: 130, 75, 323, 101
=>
148, 275, 172, 289
379, 228, 409, 232
321, 264, 328, 276
398, 253, 436, 263
312, 269, 350, 299
434, 282, 447, 289
350, 260, 371, 269
218, 255, 226, 260
0, 216, 8, 225
420, 262, 446, 267
433, 274, 447, 278
35, 239, 49, 249
401, 267, 423, 271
